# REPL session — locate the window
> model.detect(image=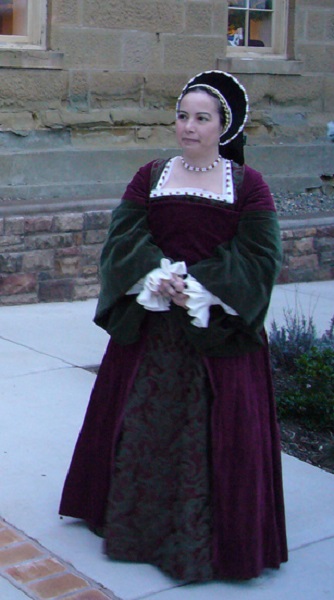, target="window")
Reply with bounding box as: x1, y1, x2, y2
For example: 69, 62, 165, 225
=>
227, 0, 288, 56
0, 0, 46, 47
